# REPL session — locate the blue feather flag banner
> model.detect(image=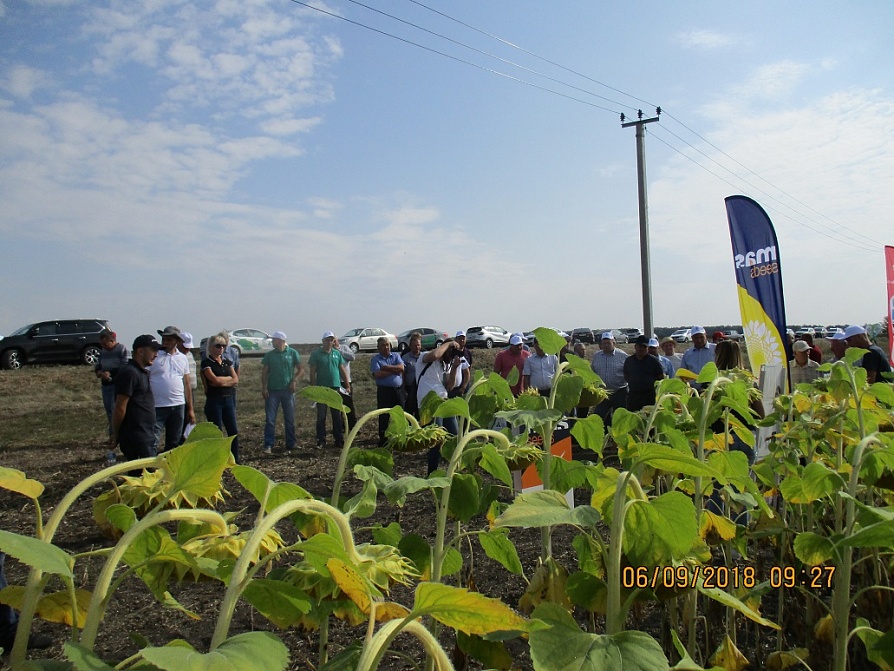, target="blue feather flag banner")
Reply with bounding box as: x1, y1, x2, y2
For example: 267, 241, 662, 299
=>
725, 195, 789, 380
